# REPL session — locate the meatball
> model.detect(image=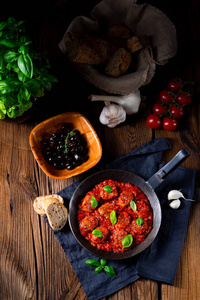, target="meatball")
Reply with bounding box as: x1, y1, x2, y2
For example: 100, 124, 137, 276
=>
116, 212, 131, 229
79, 215, 98, 233
99, 183, 118, 200
112, 229, 127, 248
81, 193, 100, 212
91, 226, 109, 244
129, 219, 148, 236
117, 190, 134, 207
98, 202, 115, 218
